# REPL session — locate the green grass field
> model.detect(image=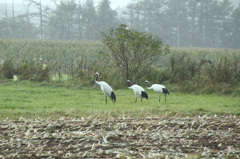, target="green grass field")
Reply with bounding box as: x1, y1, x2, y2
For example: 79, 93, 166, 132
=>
0, 81, 239, 120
